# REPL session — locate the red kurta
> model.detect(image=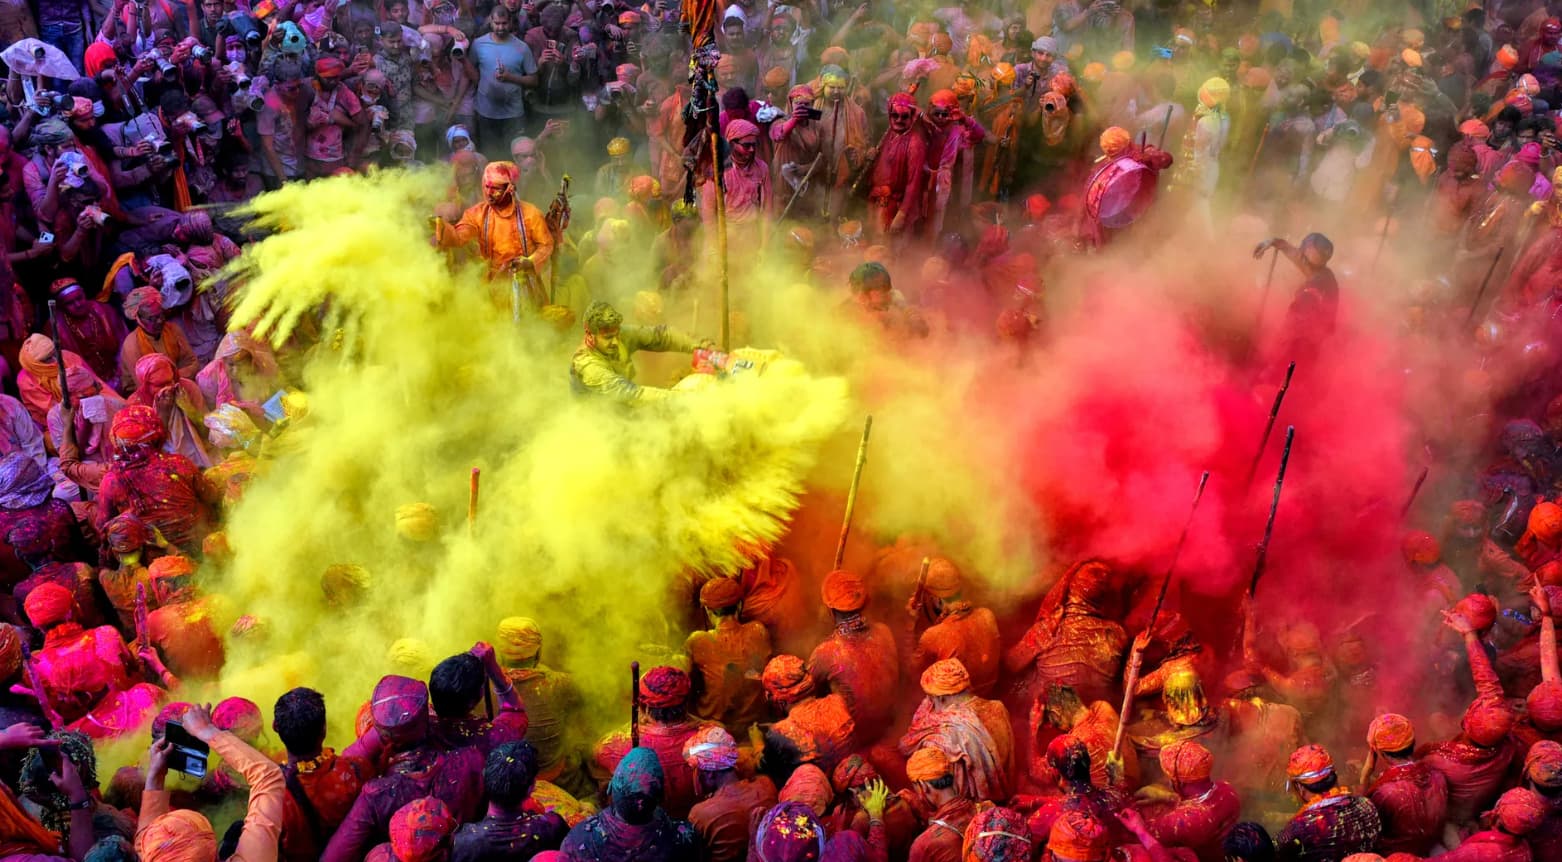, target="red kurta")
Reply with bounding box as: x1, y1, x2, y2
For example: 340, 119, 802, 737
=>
1367, 760, 1449, 856
808, 621, 901, 745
